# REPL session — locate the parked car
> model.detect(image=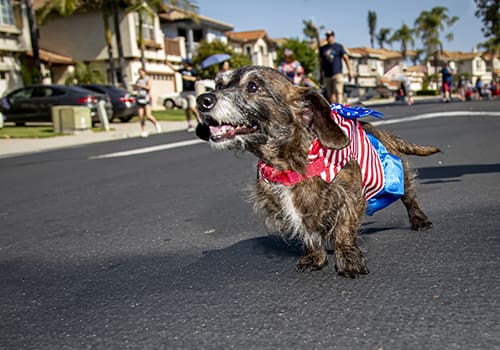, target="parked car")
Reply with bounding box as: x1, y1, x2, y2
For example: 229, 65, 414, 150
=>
78, 84, 138, 122
159, 91, 186, 110
159, 79, 215, 109
0, 85, 113, 126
